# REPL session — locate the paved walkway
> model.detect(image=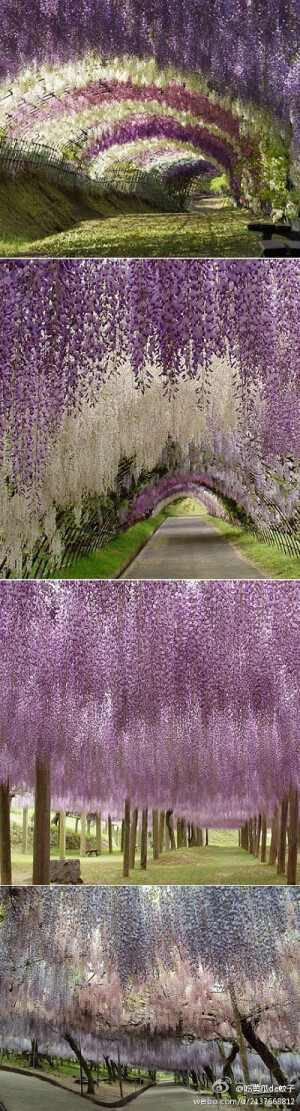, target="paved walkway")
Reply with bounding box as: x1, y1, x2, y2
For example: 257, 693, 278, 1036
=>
122, 517, 263, 579
0, 1071, 89, 1111
137, 1084, 216, 1109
